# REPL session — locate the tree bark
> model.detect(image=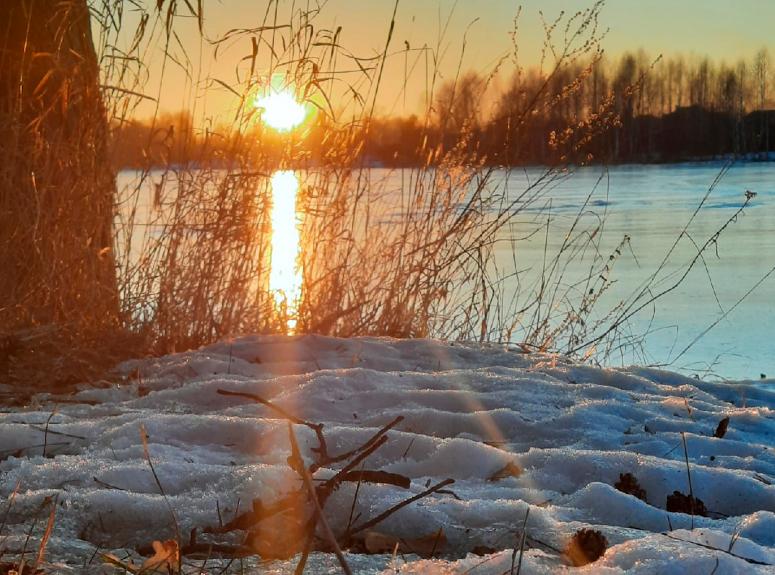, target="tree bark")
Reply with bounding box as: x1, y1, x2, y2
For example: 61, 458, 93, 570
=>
0, 0, 118, 332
